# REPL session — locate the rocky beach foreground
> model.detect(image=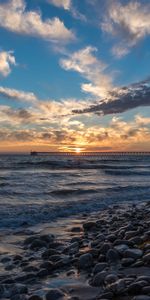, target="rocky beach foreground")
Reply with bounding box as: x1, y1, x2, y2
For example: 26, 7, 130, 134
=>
0, 201, 150, 300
